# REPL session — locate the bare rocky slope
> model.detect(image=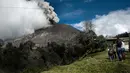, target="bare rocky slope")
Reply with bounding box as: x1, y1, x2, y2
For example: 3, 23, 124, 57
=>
11, 24, 81, 47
